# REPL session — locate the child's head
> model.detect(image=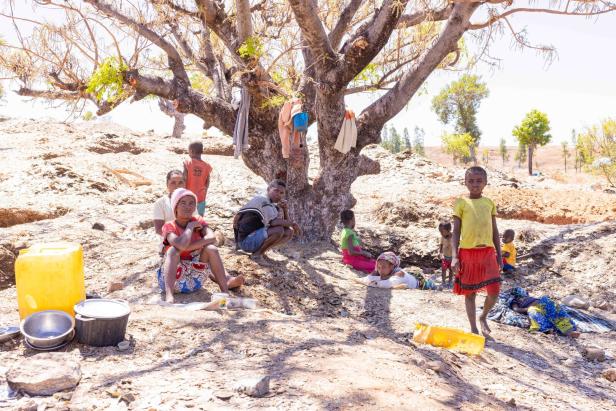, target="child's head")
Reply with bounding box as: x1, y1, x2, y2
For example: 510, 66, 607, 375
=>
438, 221, 452, 237
464, 166, 487, 197
376, 252, 400, 278
503, 229, 515, 243
340, 209, 355, 228
166, 169, 185, 195
188, 140, 203, 158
